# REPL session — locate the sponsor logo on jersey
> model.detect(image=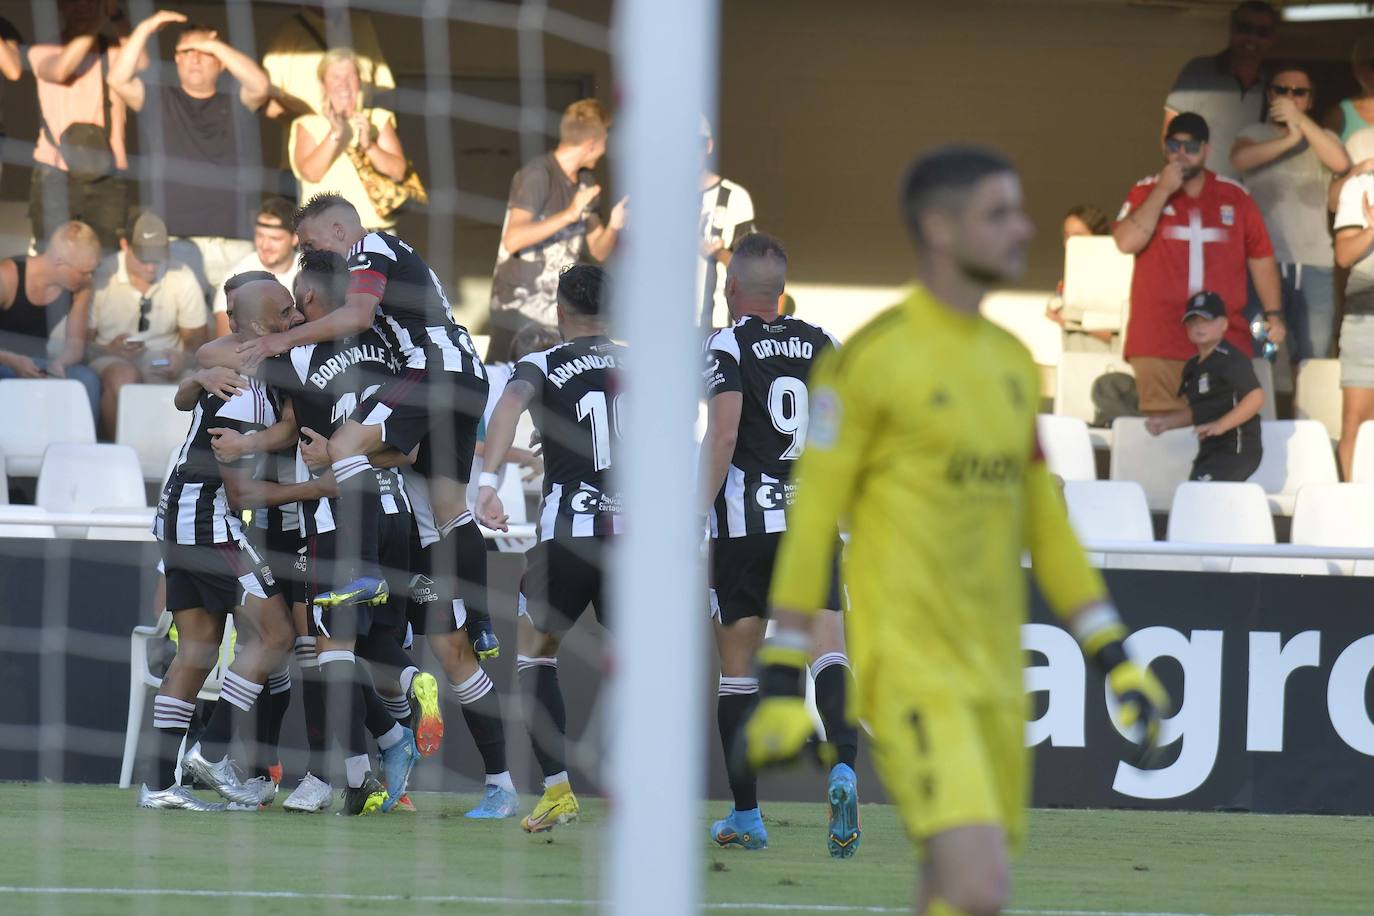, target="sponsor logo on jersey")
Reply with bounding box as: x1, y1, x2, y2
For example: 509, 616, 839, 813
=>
569, 488, 622, 515
754, 480, 799, 510
945, 450, 1024, 486
409, 573, 438, 603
